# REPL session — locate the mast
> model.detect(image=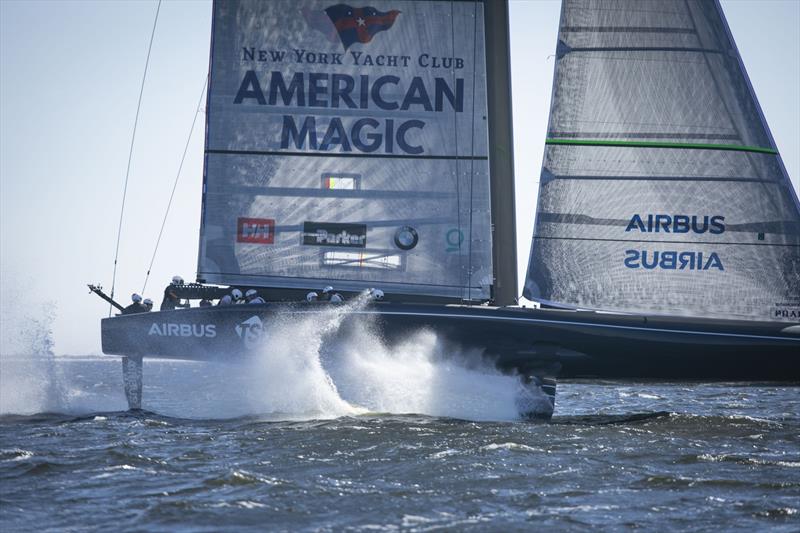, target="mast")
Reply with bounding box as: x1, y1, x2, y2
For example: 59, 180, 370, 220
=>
484, 0, 518, 305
